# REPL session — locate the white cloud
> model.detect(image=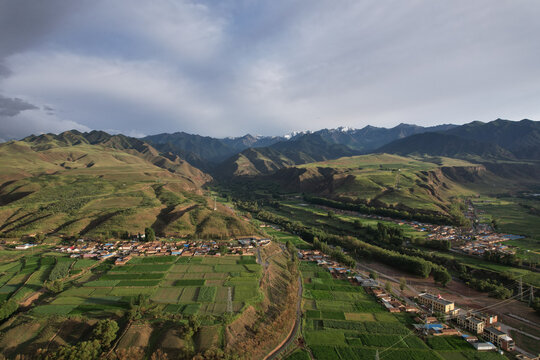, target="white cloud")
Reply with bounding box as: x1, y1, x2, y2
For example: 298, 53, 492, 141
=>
0, 0, 539, 137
